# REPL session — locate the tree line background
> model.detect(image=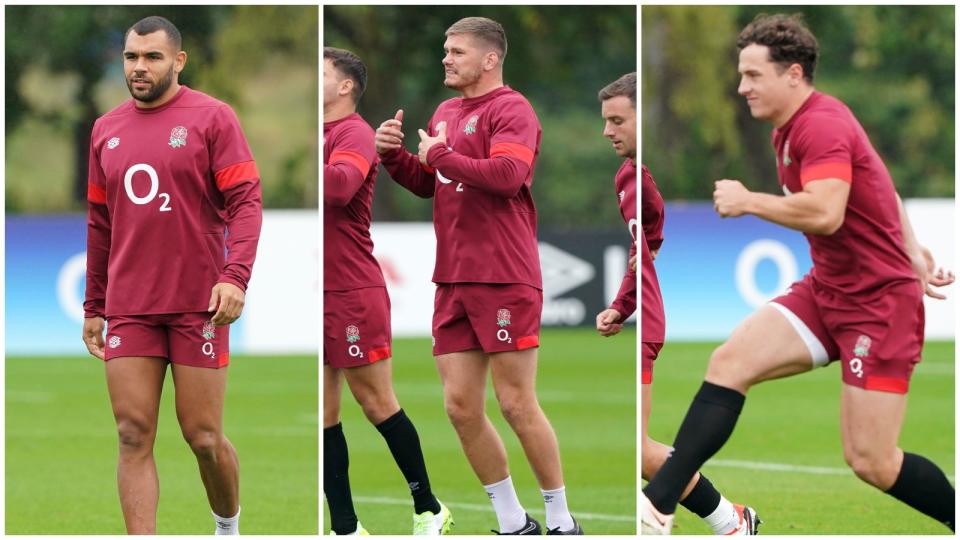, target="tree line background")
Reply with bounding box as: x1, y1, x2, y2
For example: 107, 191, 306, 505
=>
325, 5, 637, 227
6, 5, 318, 212
642, 5, 954, 200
